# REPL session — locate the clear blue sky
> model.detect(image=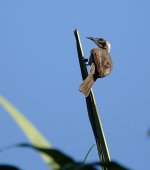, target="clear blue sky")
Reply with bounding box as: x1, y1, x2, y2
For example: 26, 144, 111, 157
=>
0, 0, 150, 170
